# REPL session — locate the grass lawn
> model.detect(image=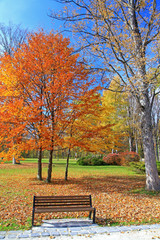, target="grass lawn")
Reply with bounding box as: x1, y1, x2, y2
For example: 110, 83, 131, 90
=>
0, 158, 160, 231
